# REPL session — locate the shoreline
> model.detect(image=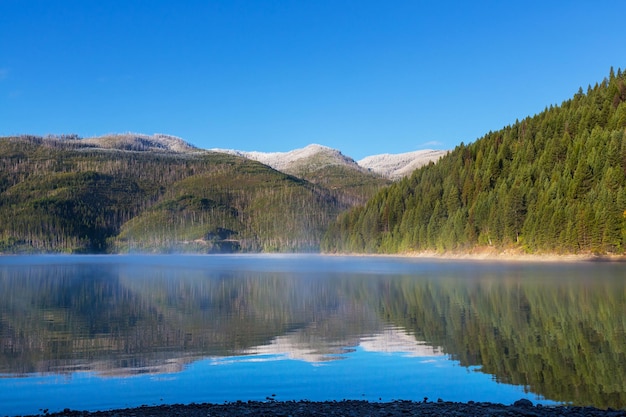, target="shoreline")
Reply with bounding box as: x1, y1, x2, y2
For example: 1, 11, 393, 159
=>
401, 250, 626, 263
3, 250, 626, 263
26, 400, 624, 417
327, 248, 626, 263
